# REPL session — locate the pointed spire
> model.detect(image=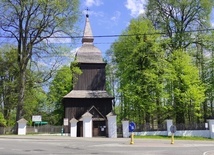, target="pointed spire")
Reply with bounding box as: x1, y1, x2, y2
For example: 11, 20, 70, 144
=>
82, 13, 94, 44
